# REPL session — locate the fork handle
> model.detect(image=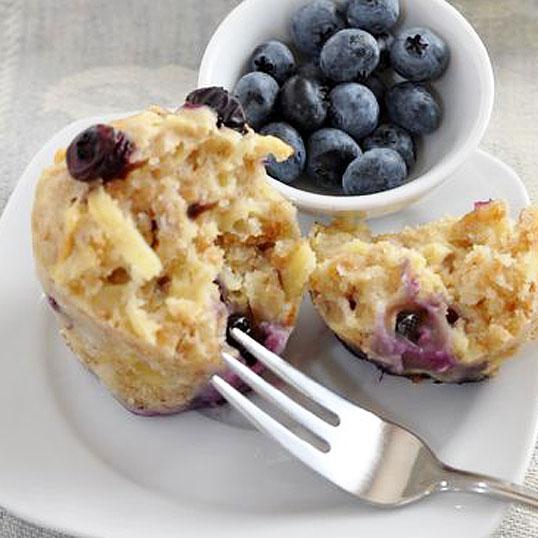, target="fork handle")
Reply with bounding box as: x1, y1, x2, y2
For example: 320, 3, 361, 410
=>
438, 465, 538, 509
